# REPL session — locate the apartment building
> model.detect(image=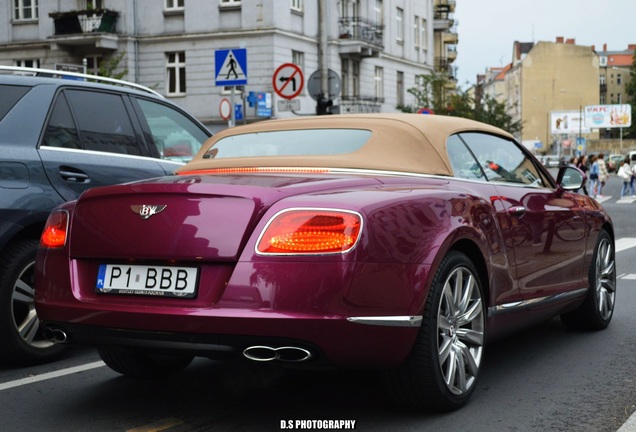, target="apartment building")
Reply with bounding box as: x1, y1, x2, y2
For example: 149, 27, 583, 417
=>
1, 0, 458, 132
